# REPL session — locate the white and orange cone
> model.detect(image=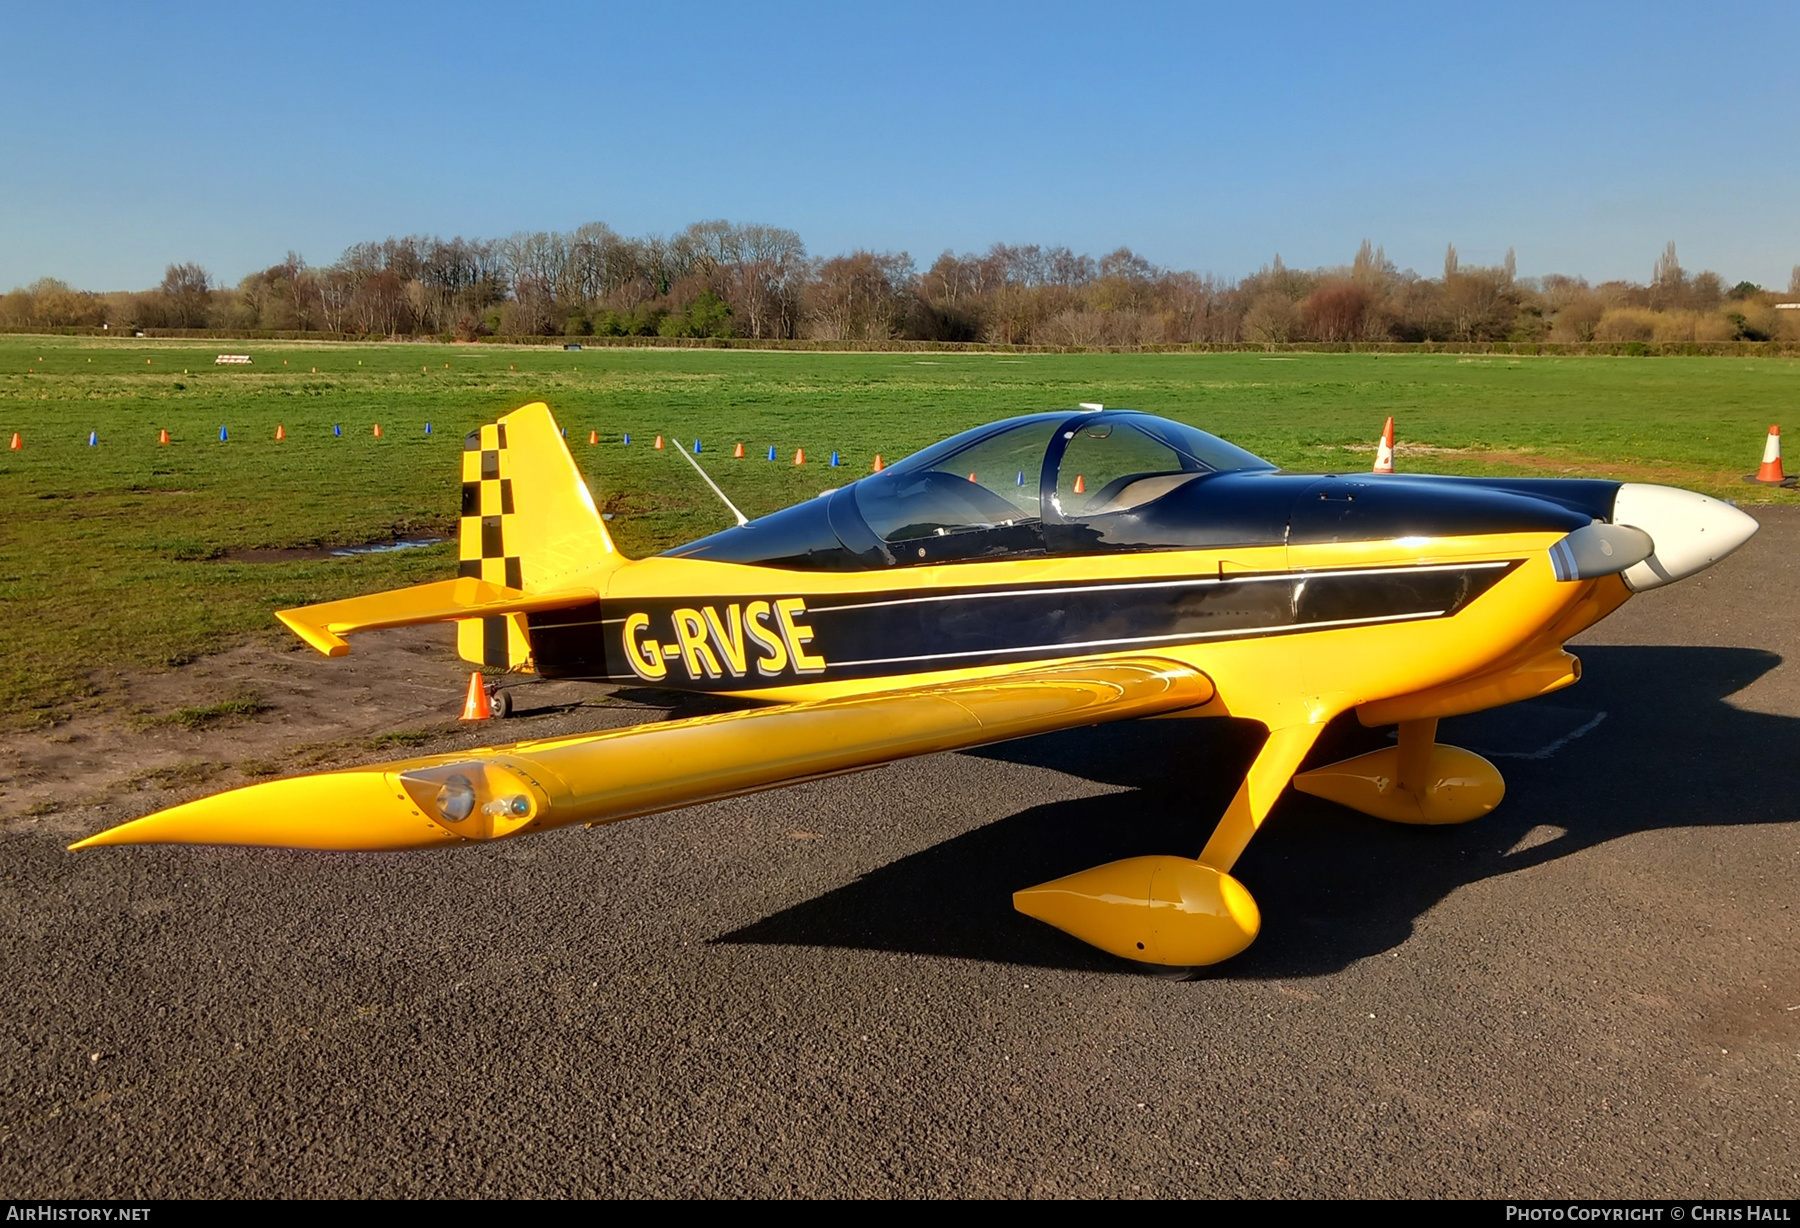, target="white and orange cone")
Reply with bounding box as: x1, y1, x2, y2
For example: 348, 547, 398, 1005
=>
654, 435, 664, 450
460, 672, 492, 721
1372, 416, 1395, 474
1749, 425, 1793, 486
794, 447, 806, 465
871, 454, 884, 472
